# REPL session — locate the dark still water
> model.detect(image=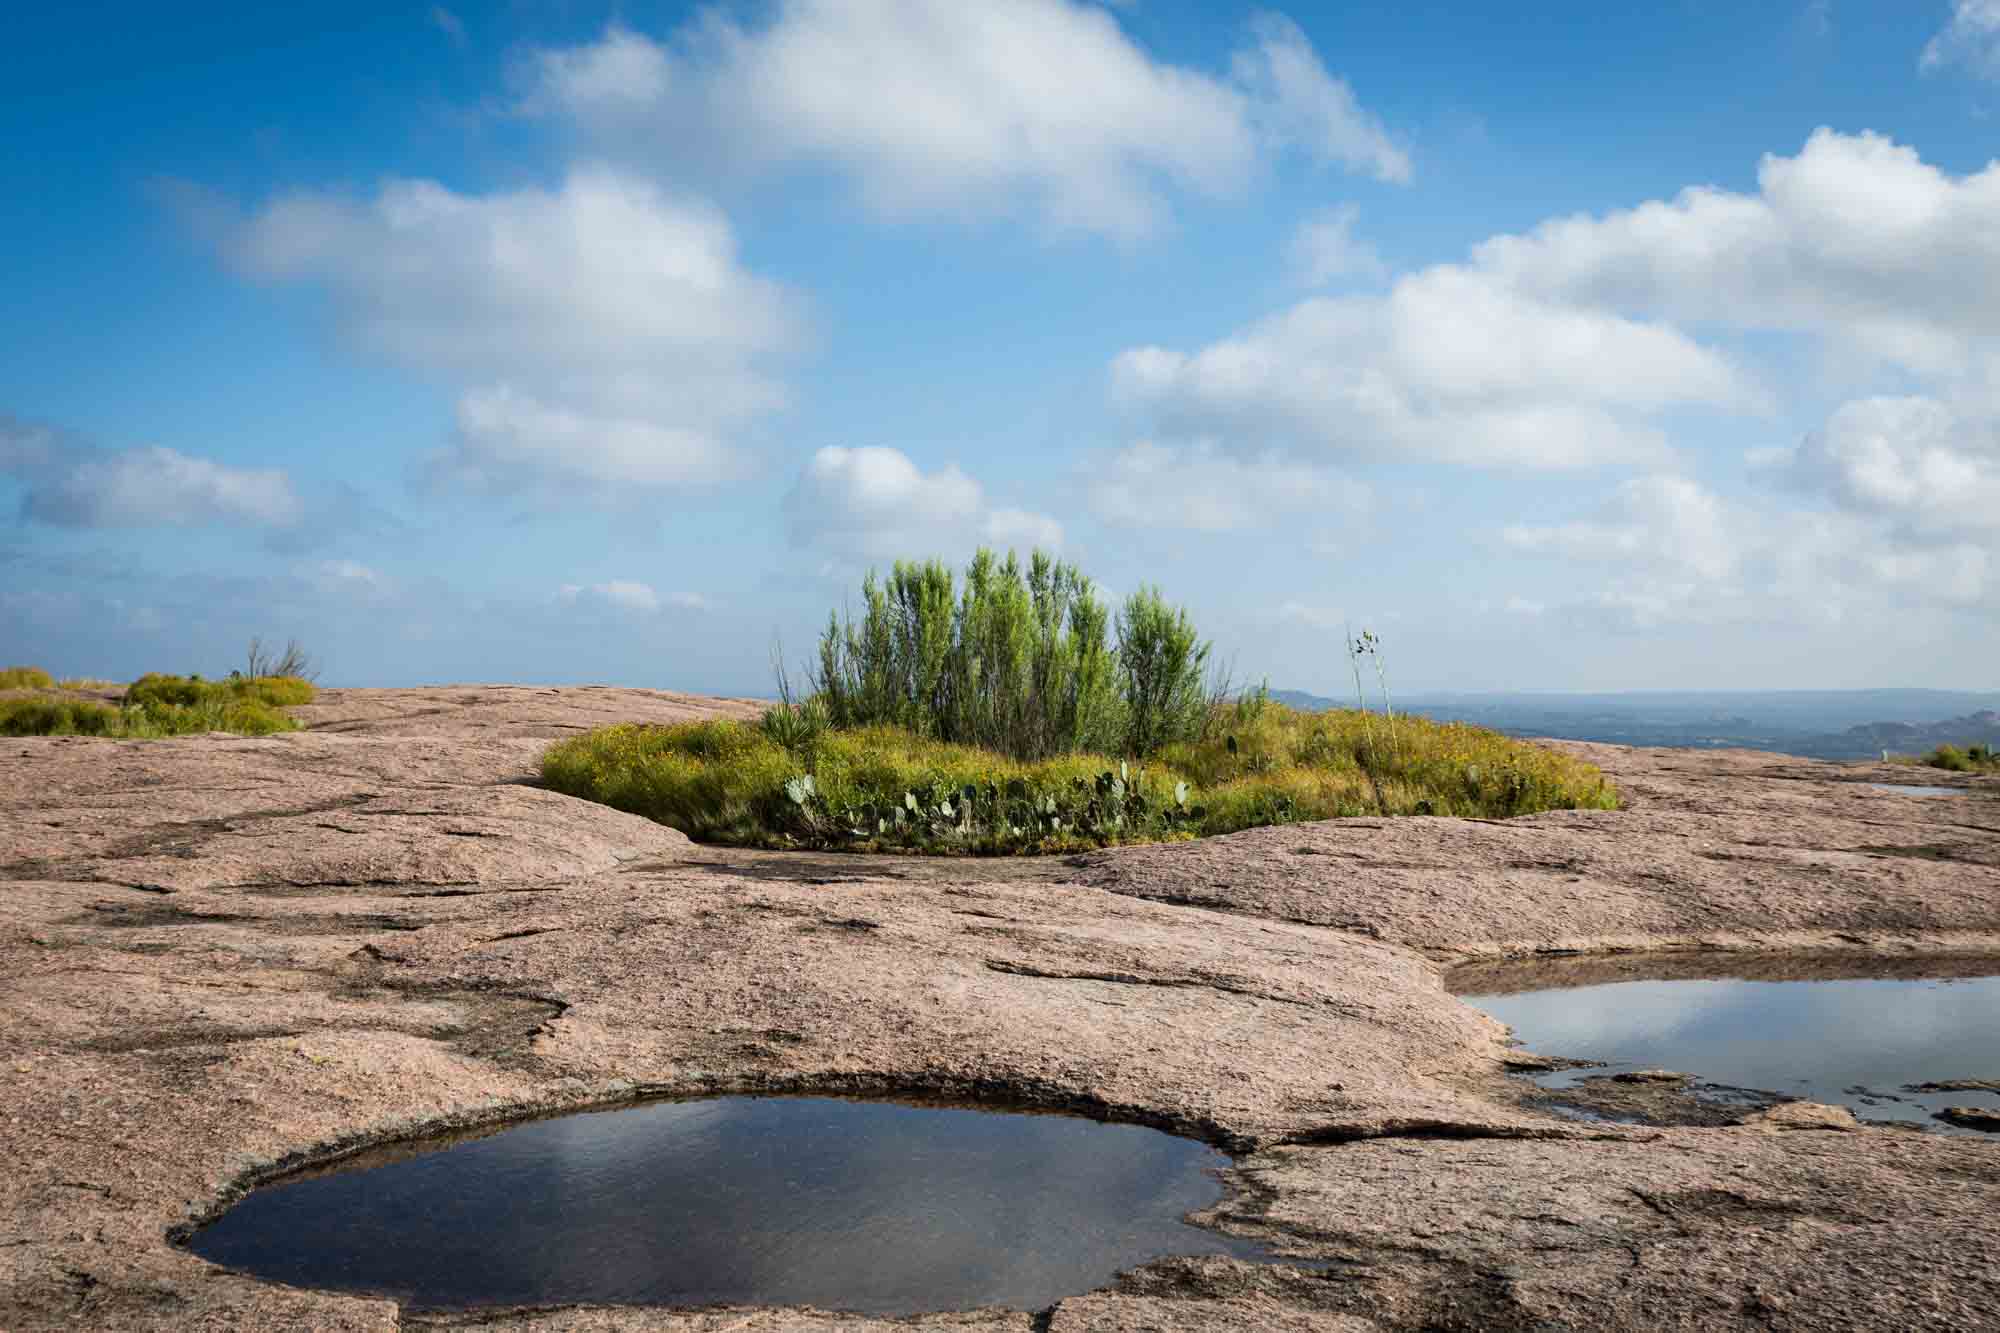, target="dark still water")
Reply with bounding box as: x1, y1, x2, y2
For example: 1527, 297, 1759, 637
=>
186, 1095, 1266, 1313
1461, 973, 2000, 1133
